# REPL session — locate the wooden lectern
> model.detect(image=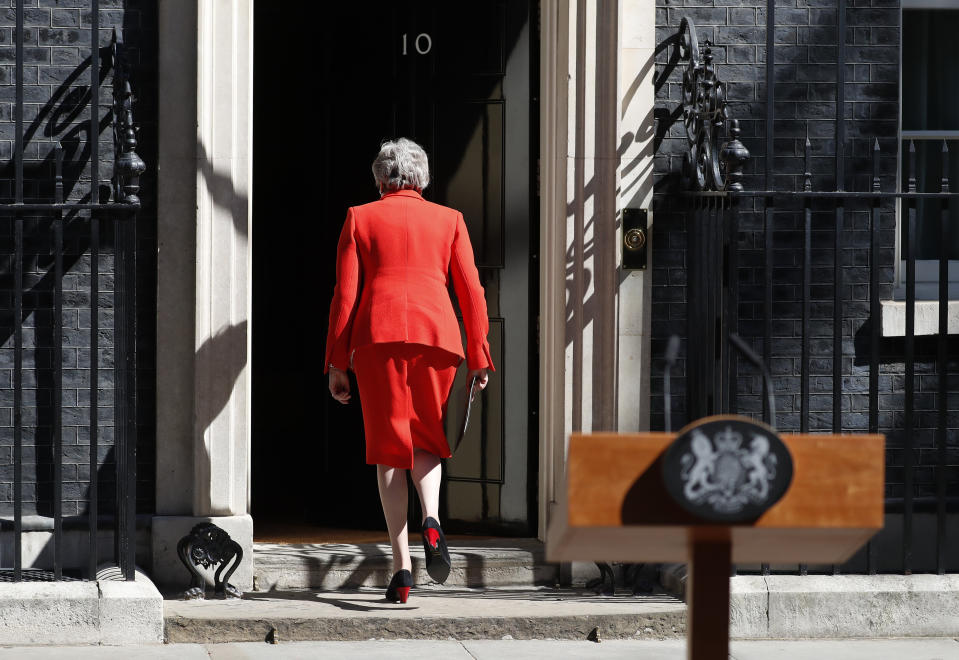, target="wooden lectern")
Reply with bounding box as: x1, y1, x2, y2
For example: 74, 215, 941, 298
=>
547, 416, 884, 660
